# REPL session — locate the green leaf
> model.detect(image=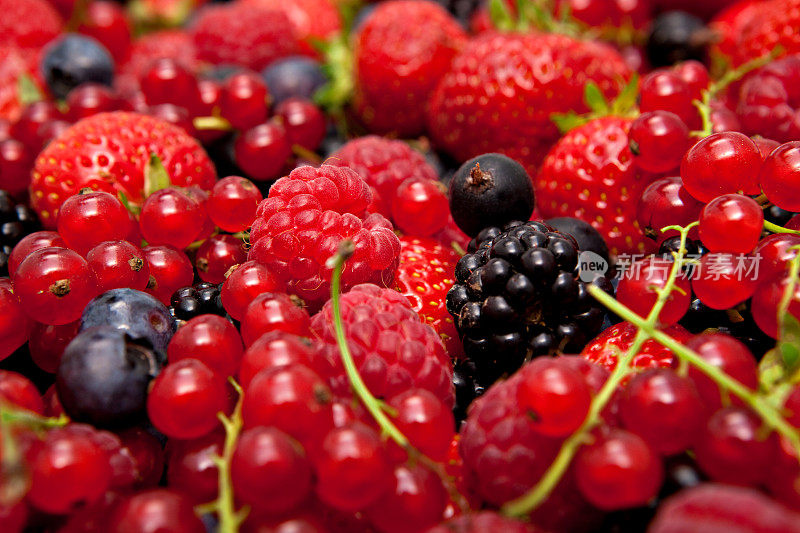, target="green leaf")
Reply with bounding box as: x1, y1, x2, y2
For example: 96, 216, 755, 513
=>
779, 313, 800, 374
610, 74, 639, 115
489, 0, 514, 31
583, 82, 608, 115
17, 74, 43, 107
144, 154, 171, 198
550, 111, 587, 134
